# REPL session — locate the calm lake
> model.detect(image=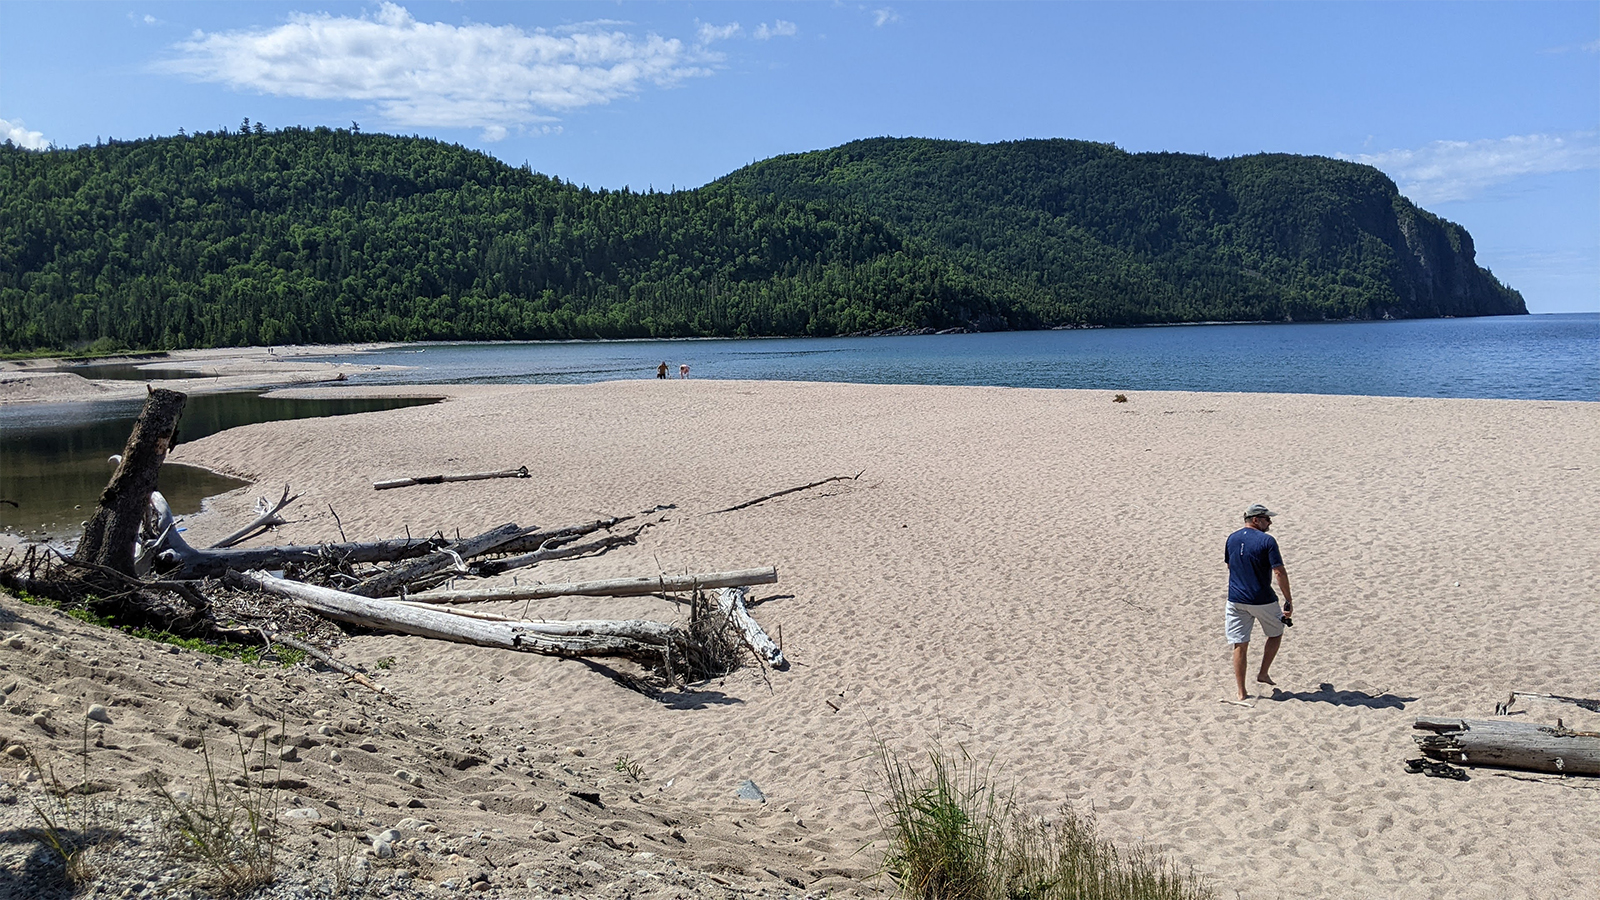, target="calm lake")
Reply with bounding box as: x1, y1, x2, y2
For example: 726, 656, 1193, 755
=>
3, 313, 1593, 543
306, 314, 1597, 402
1, 393, 434, 543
